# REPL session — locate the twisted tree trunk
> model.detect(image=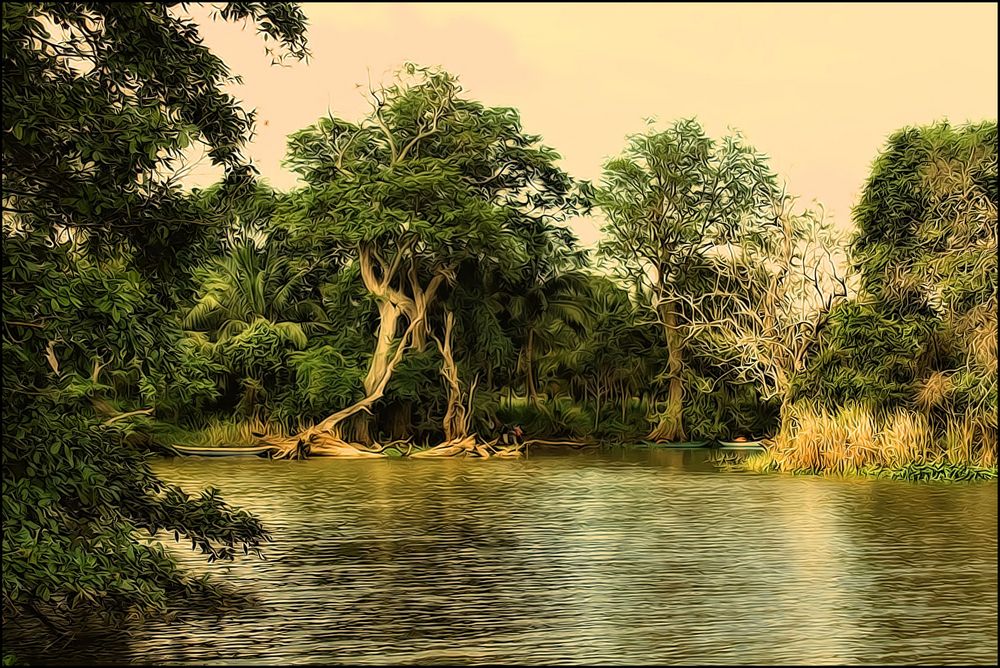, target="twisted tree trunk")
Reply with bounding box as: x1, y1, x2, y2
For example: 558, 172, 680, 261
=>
434, 311, 478, 442
263, 308, 425, 458
266, 252, 453, 459
649, 299, 687, 442
355, 299, 407, 444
